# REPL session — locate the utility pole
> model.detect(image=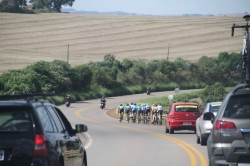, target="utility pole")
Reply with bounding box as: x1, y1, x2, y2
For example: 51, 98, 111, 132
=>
167, 43, 170, 61
67, 44, 69, 64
